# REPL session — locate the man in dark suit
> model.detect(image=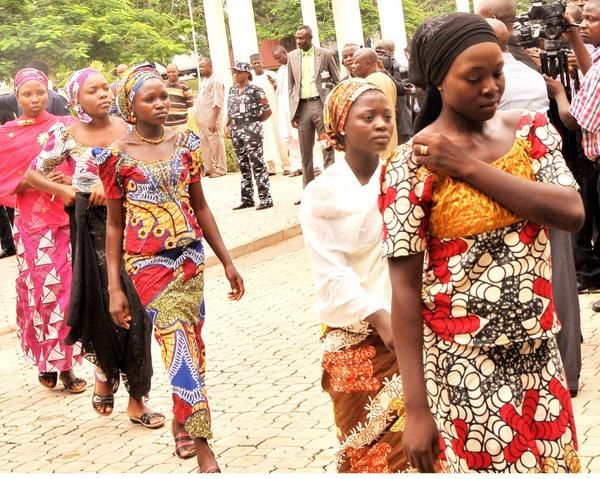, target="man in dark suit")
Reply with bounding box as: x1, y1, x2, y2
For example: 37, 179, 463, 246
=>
288, 25, 340, 190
